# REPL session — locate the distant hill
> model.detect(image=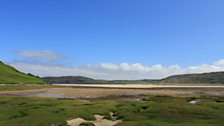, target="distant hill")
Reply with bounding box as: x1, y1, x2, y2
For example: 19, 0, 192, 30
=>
42, 72, 224, 84
42, 76, 156, 84
42, 76, 107, 84
0, 61, 44, 84
160, 72, 224, 84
